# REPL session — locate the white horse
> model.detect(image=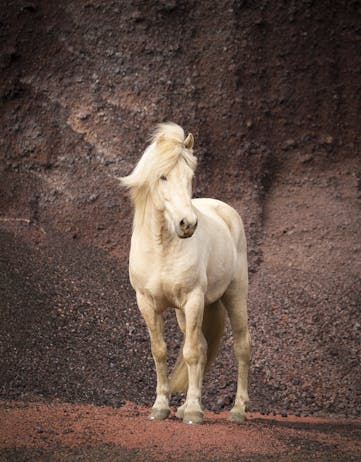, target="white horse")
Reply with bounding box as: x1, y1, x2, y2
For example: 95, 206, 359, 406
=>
121, 123, 250, 424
